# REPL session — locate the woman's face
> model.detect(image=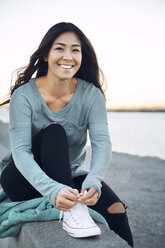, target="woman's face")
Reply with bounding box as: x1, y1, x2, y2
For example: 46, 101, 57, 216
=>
45, 32, 82, 80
